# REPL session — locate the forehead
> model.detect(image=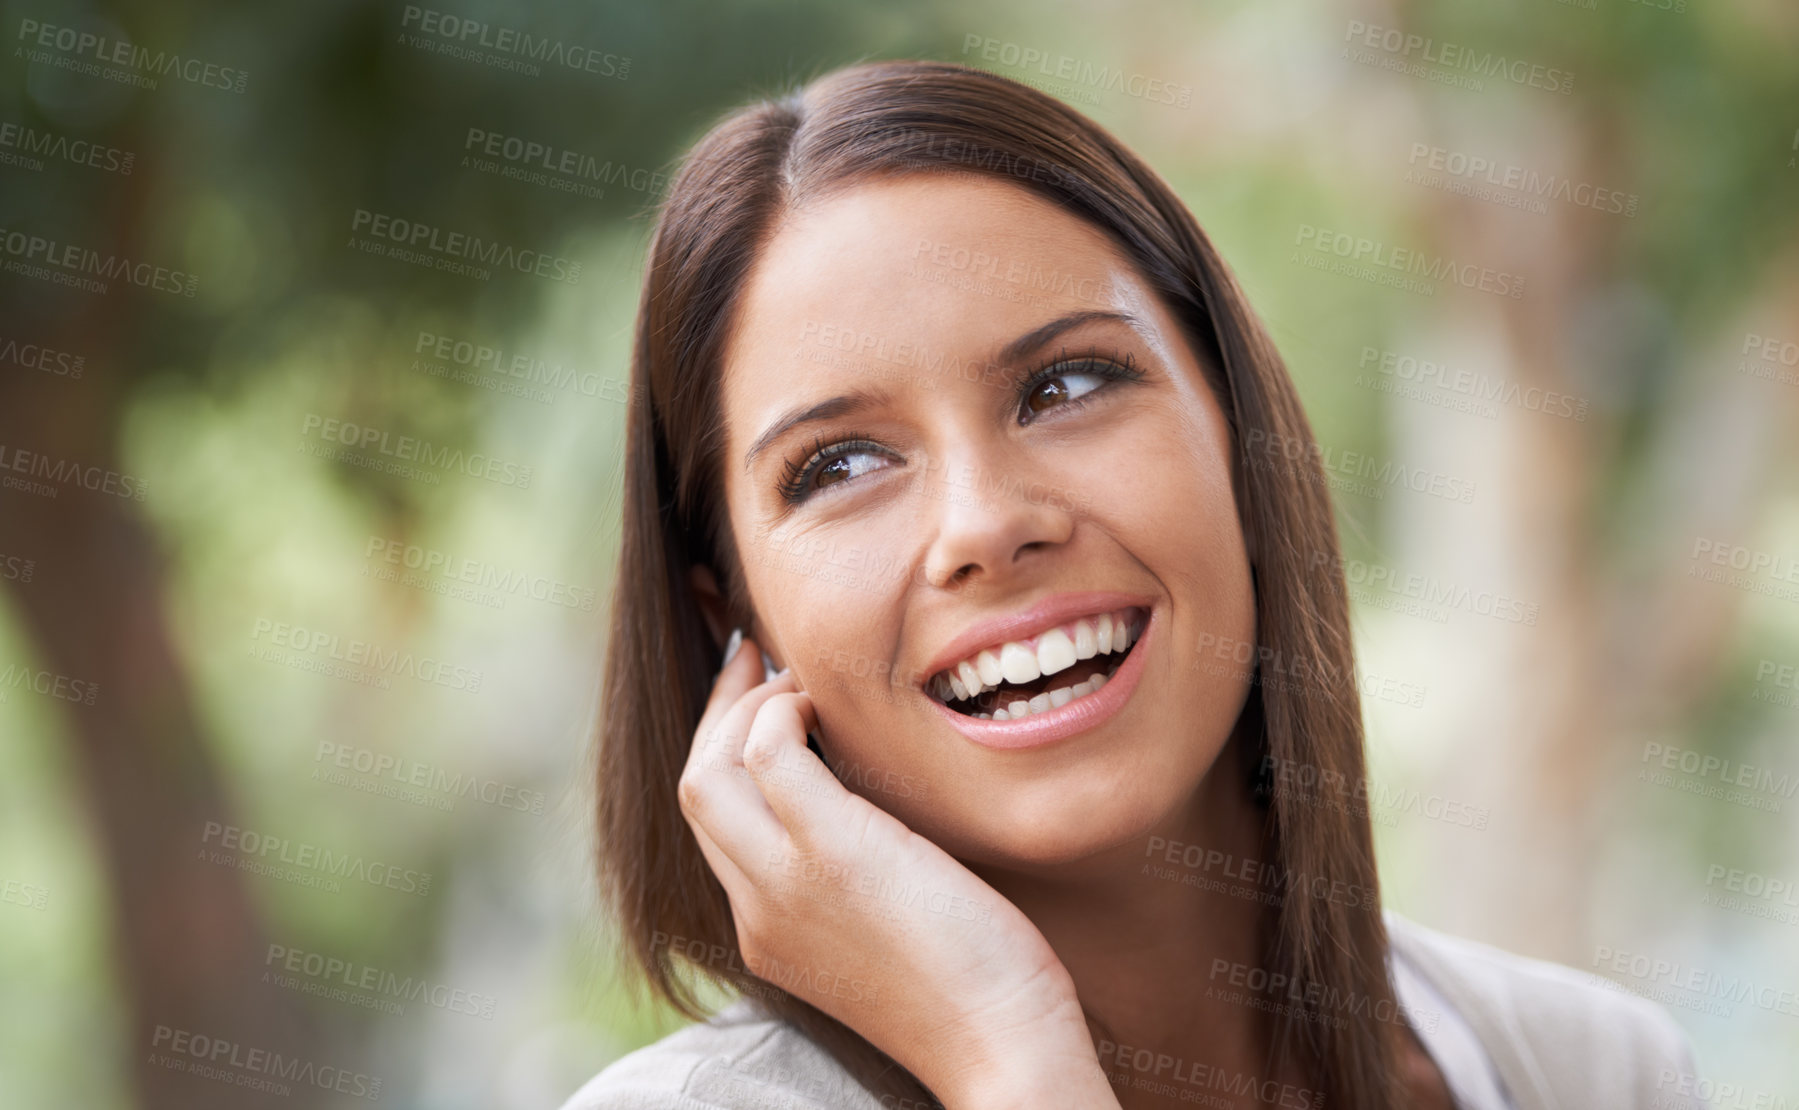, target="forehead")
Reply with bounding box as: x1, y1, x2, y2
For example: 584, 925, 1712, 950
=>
719, 174, 1160, 450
